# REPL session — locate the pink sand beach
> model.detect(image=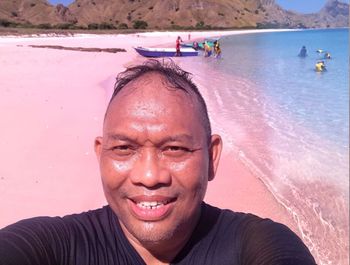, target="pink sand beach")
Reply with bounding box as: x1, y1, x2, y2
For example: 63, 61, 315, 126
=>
0, 29, 303, 251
